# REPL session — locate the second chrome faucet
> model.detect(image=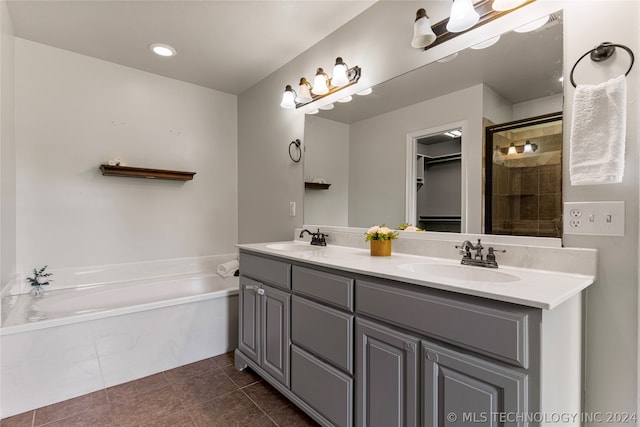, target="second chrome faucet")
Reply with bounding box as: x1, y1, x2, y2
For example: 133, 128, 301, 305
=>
455, 238, 505, 268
